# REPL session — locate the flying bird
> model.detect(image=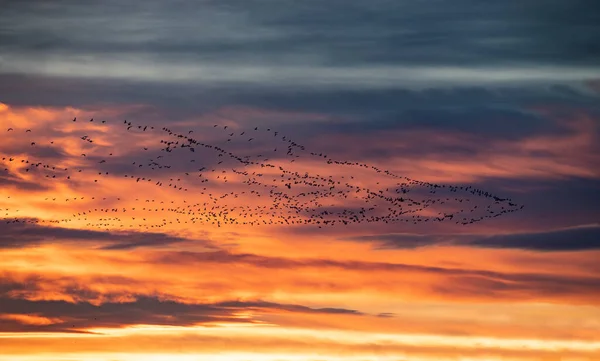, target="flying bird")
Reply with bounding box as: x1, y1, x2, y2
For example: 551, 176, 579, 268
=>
0, 115, 522, 231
